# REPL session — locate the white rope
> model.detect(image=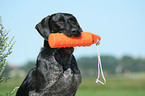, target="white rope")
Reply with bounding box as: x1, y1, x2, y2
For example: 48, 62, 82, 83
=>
96, 42, 106, 85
